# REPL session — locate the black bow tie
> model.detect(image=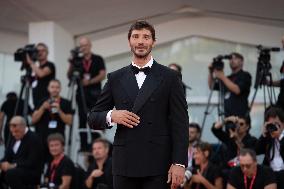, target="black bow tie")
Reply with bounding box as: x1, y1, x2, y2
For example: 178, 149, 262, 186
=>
131, 65, 151, 75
